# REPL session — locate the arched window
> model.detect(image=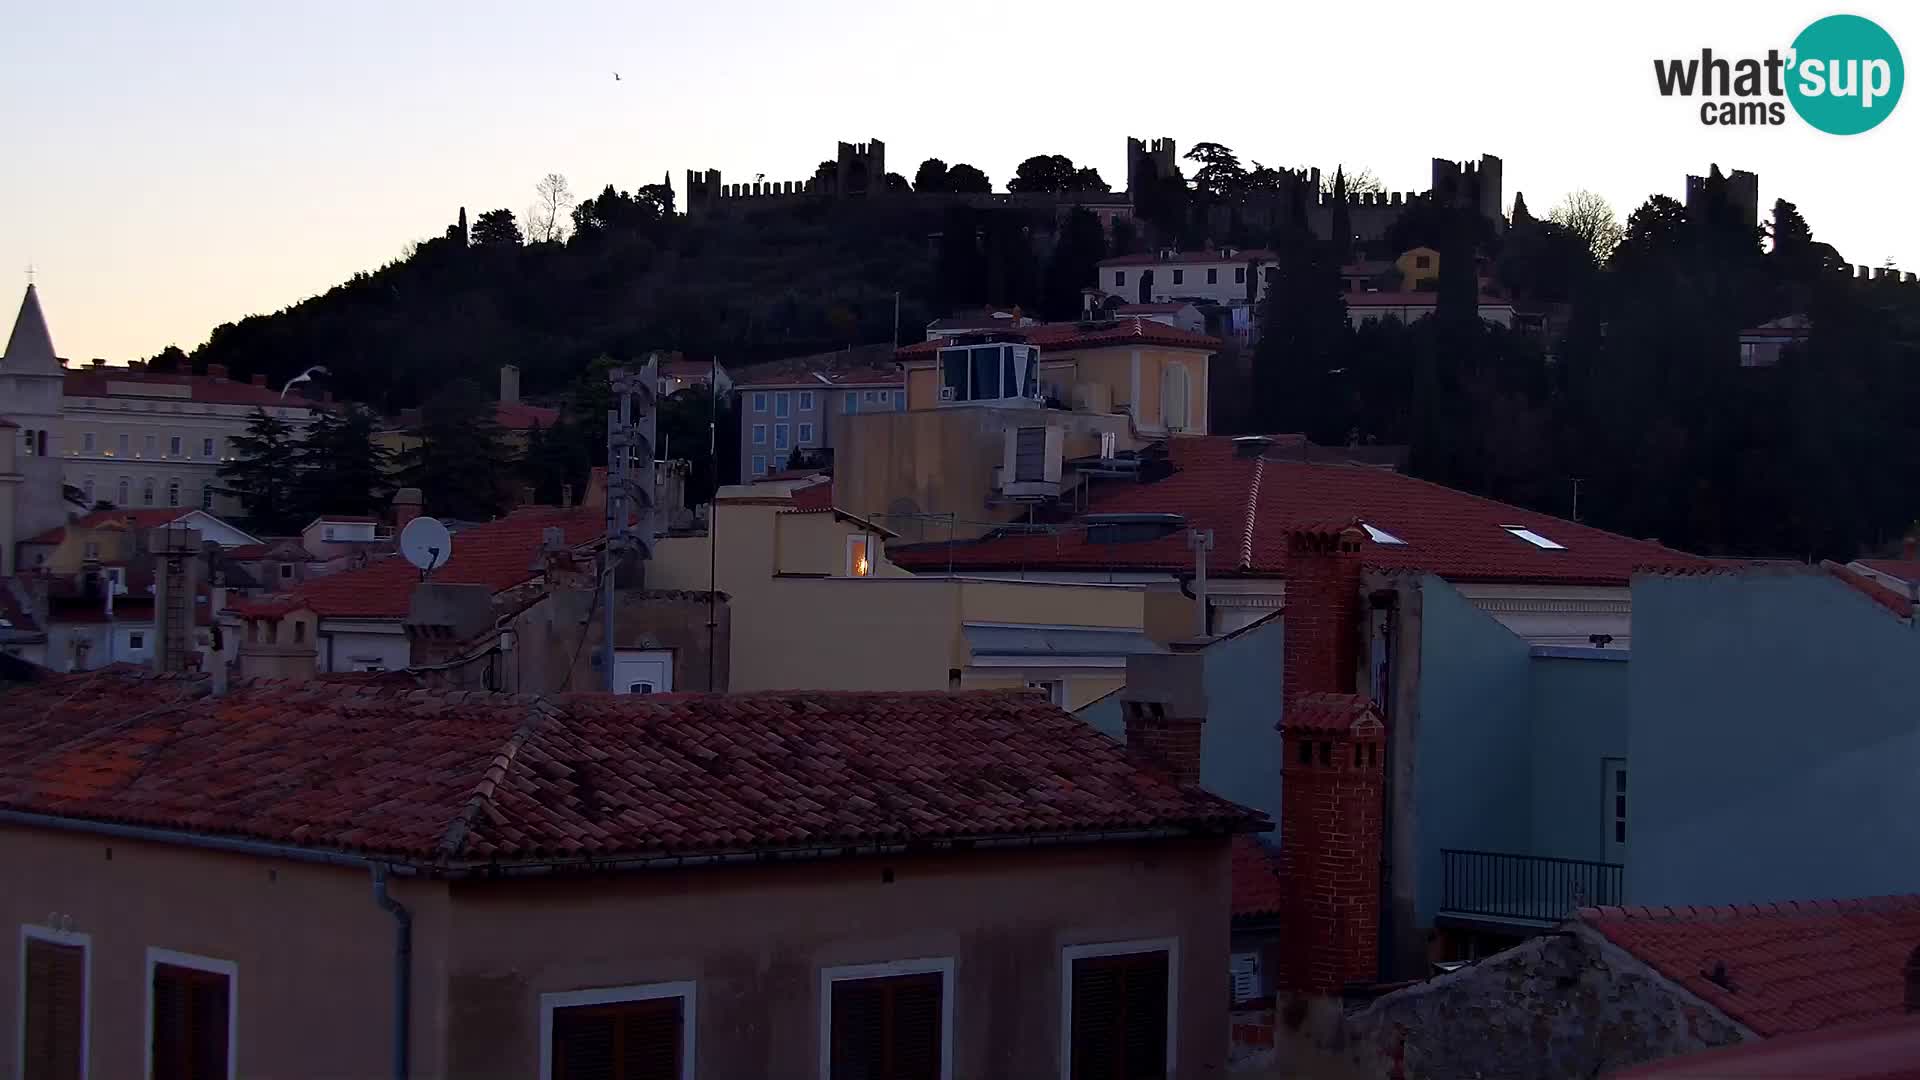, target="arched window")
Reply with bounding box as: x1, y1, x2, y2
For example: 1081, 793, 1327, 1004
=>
141, 478, 155, 506
117, 478, 129, 506
167, 480, 180, 507
1161, 362, 1191, 433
